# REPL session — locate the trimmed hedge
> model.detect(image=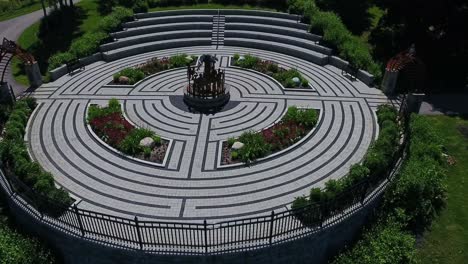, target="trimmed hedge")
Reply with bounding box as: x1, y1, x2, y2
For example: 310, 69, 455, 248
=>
287, 0, 382, 82
292, 104, 400, 220
0, 98, 73, 216
47, 7, 133, 71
